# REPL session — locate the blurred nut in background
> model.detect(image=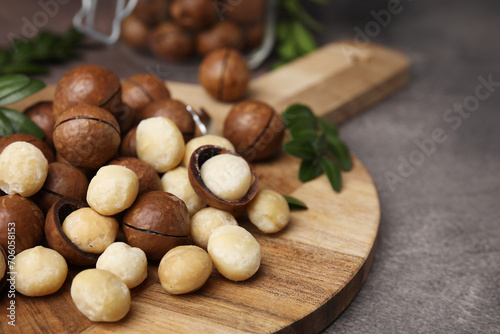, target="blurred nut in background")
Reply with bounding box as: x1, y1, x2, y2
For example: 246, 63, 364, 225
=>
199, 48, 250, 102
121, 15, 150, 50
133, 0, 169, 26
149, 22, 194, 62
223, 0, 266, 24
196, 21, 244, 57
170, 0, 218, 31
